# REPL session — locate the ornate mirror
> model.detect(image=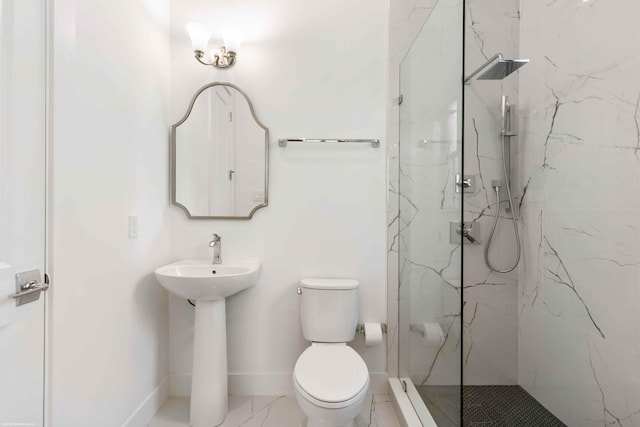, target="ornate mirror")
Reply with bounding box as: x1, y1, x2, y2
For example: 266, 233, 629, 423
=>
171, 82, 269, 219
